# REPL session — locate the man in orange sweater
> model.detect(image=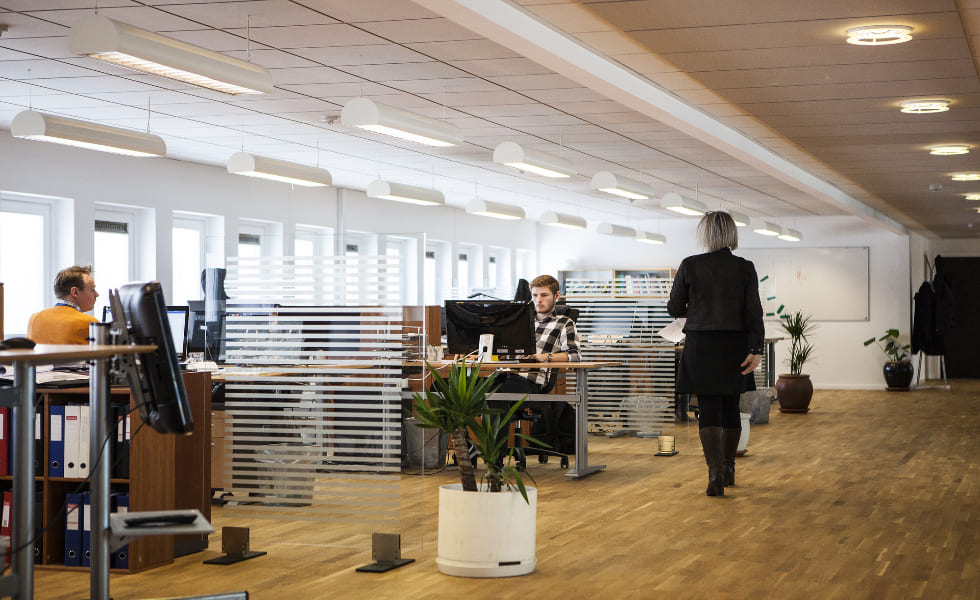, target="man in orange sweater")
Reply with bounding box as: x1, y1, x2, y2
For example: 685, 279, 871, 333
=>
27, 265, 100, 344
